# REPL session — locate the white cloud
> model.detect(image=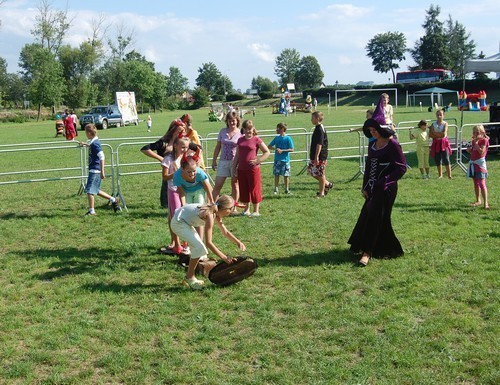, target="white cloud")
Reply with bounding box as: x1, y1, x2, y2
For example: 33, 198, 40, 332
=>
247, 43, 275, 63
303, 4, 372, 20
